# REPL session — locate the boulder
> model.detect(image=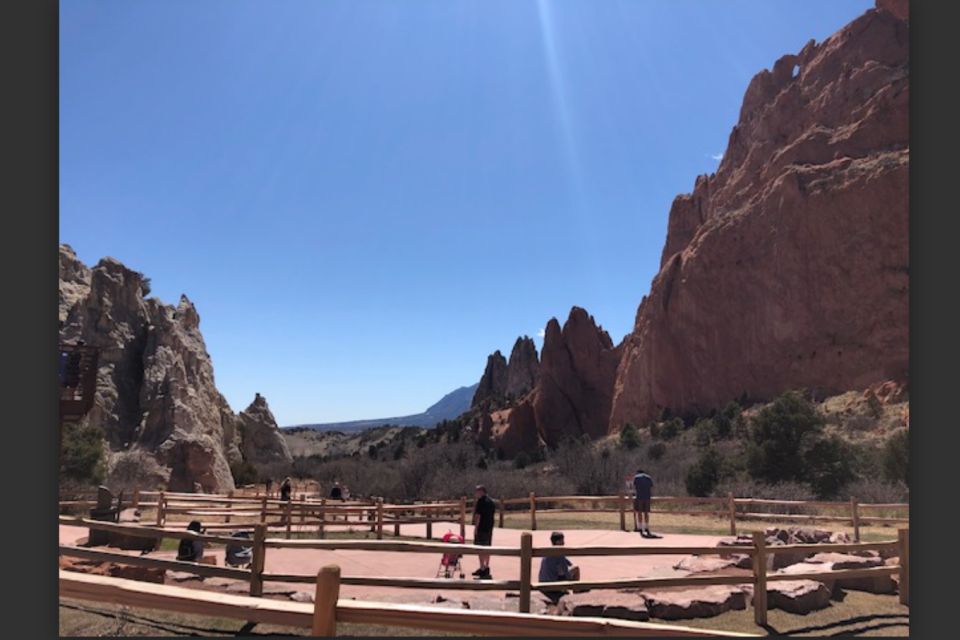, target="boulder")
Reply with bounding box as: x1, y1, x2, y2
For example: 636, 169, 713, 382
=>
557, 591, 650, 621
640, 586, 749, 620
59, 557, 165, 584
674, 556, 739, 573
765, 580, 832, 614
290, 591, 314, 603
168, 571, 203, 582
775, 553, 895, 594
